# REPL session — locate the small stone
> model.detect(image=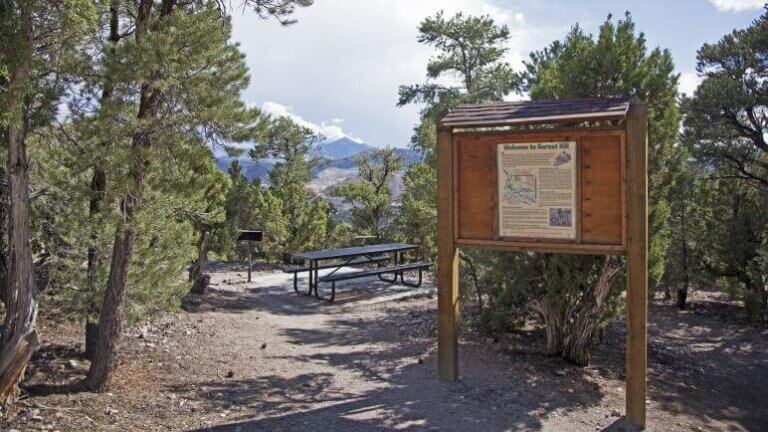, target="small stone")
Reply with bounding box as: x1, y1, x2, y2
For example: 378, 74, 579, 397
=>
105, 407, 118, 416
260, 343, 267, 349
226, 370, 235, 378
66, 359, 80, 370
